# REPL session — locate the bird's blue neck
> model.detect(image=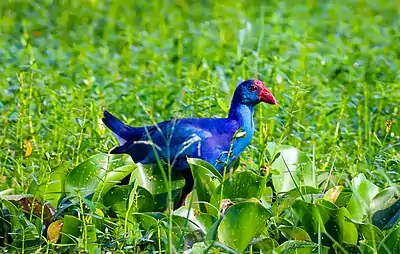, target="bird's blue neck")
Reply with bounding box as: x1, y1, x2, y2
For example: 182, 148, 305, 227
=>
228, 100, 255, 132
